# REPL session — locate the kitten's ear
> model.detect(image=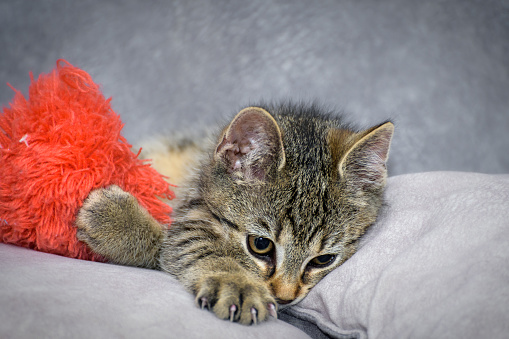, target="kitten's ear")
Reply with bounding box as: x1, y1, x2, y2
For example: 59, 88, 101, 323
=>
215, 107, 285, 181
338, 122, 394, 190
